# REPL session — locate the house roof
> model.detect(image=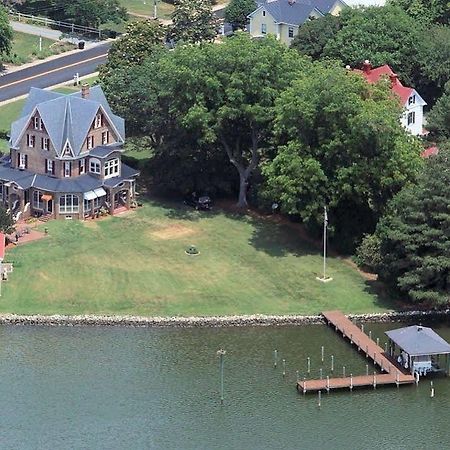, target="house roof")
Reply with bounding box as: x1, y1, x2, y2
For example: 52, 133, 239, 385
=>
385, 325, 450, 356
264, 1, 320, 25
89, 144, 123, 159
0, 161, 138, 193
353, 64, 420, 106
10, 86, 125, 156
421, 146, 439, 158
